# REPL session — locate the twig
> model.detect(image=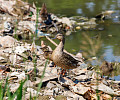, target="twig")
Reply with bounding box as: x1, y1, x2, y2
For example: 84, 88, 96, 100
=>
52, 21, 59, 32
45, 36, 75, 57
45, 36, 58, 46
